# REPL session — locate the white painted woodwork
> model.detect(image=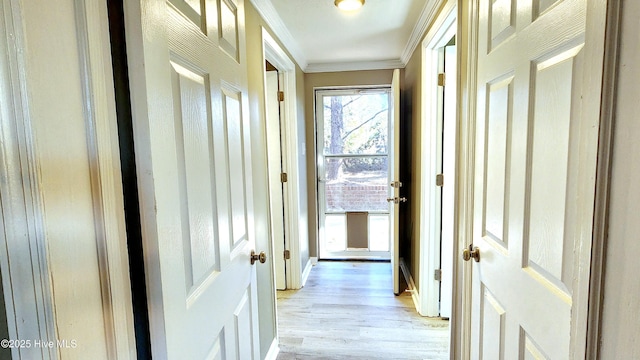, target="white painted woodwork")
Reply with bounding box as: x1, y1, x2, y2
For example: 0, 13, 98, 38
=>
390, 68, 401, 294
0, 2, 57, 358
600, 0, 640, 357
277, 261, 450, 359
265, 70, 287, 290
0, 0, 136, 358
124, 0, 260, 358
440, 42, 457, 319
419, 4, 456, 317
261, 28, 308, 290
469, 0, 606, 358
